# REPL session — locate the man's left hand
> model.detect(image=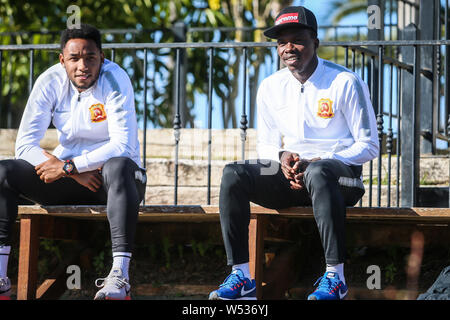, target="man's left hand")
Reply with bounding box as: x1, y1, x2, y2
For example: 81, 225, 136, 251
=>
35, 150, 65, 183
289, 157, 321, 190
